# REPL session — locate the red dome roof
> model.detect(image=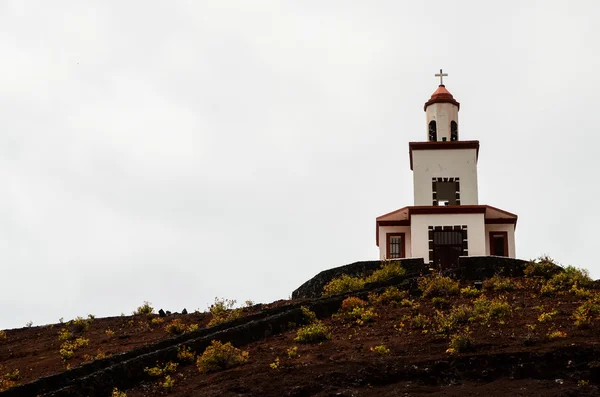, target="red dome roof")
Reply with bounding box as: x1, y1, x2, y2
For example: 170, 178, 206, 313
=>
424, 85, 460, 111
